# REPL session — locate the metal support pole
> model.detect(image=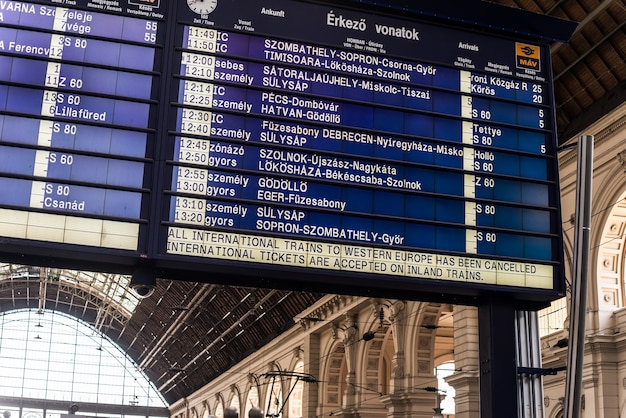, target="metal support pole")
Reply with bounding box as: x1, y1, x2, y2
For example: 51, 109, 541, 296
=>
516, 310, 545, 418
564, 135, 594, 418
479, 299, 518, 418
